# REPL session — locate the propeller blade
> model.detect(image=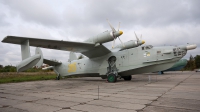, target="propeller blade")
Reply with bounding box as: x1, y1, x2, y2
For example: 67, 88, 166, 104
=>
112, 38, 116, 48
107, 19, 116, 32
118, 22, 120, 31
118, 37, 125, 47
140, 34, 142, 40
134, 32, 139, 41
